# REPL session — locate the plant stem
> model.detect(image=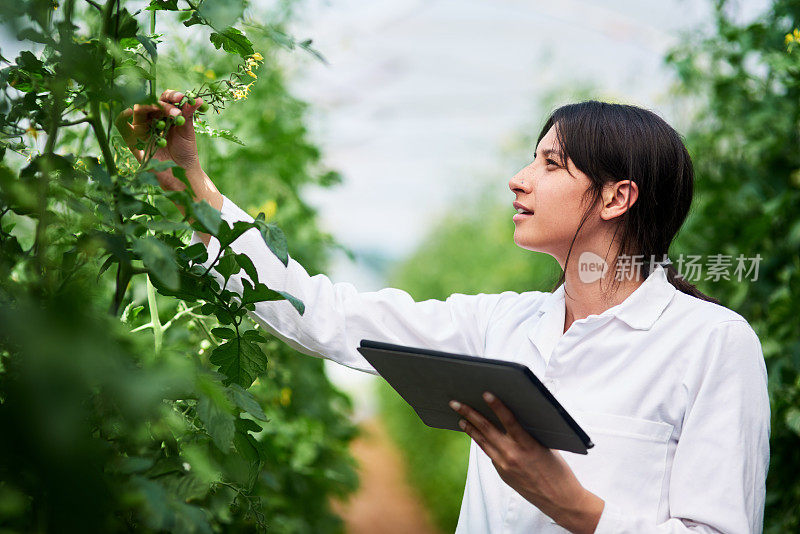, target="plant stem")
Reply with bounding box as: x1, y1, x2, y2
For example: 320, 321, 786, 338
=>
149, 7, 156, 99
146, 274, 163, 356
89, 101, 118, 178
105, 0, 121, 140
179, 301, 219, 347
